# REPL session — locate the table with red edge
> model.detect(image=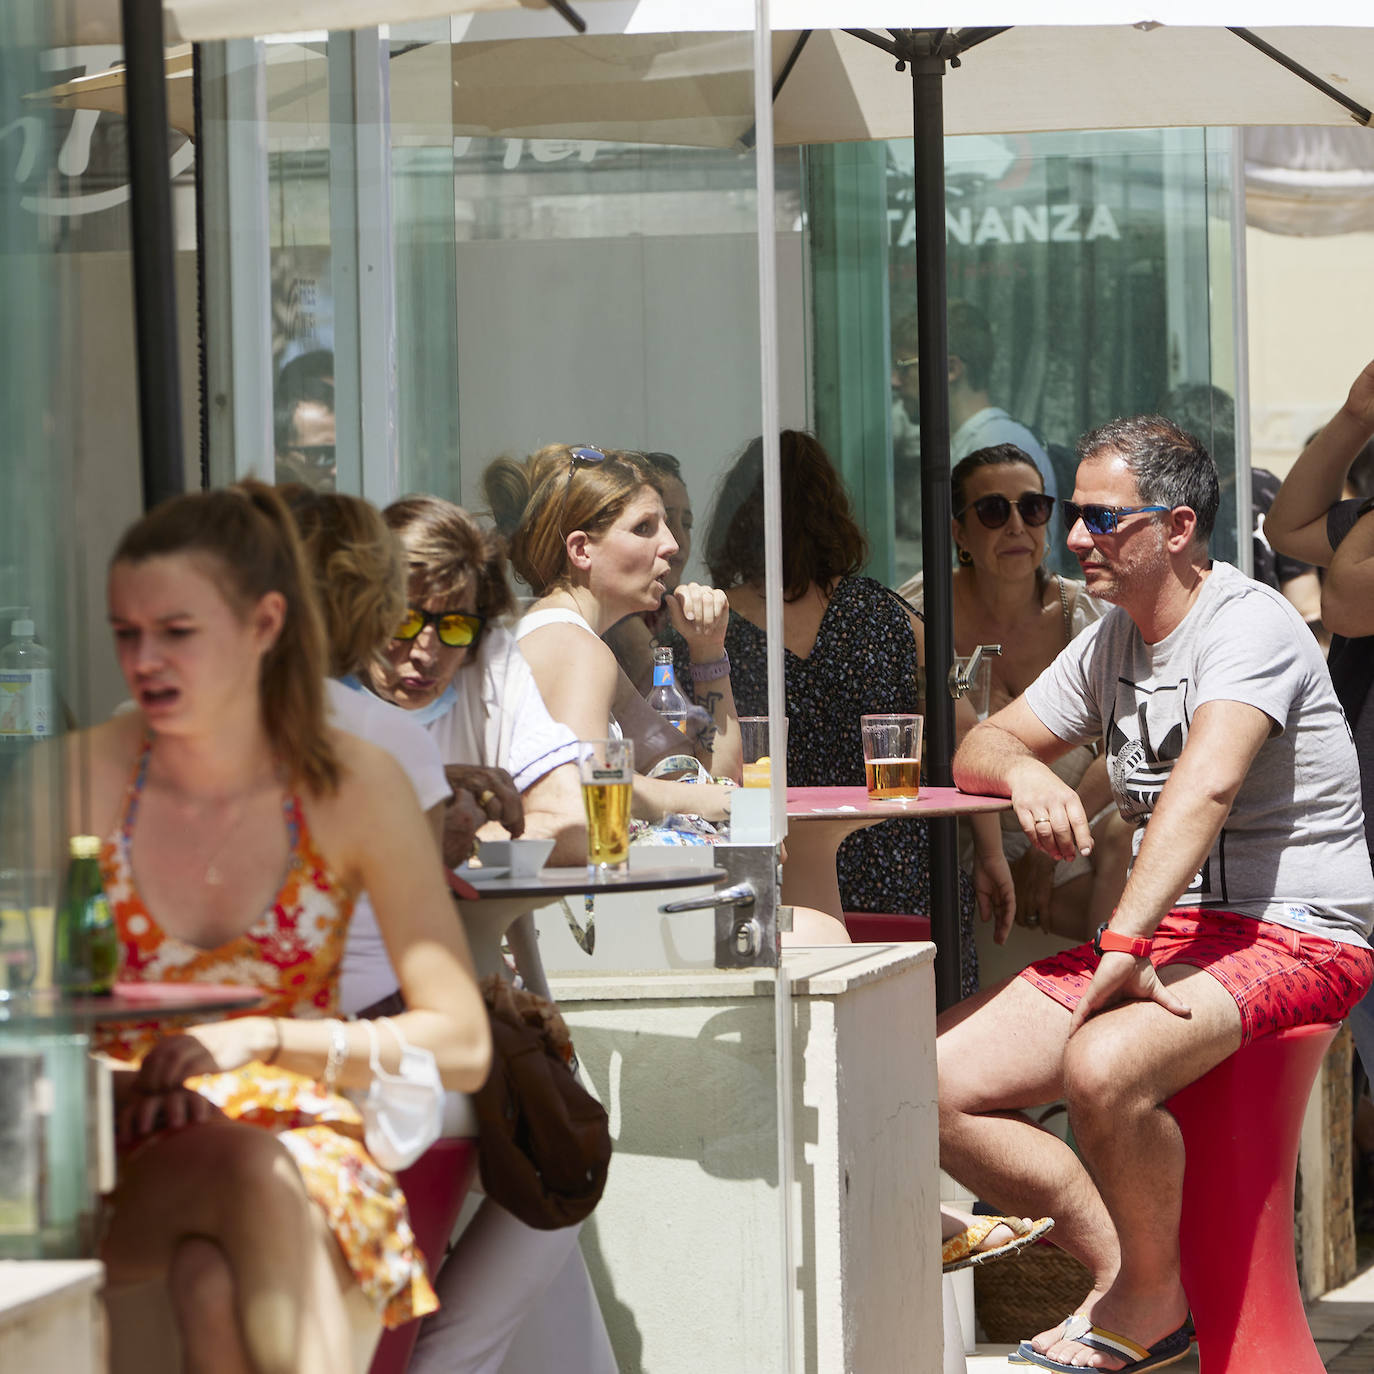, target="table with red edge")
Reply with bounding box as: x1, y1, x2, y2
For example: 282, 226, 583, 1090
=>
783, 785, 1010, 922
0, 980, 266, 1026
